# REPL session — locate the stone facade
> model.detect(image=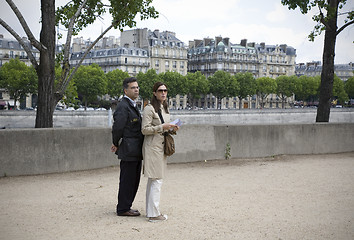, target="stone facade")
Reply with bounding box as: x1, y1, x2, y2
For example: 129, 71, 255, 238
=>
188, 37, 297, 109
0, 35, 40, 109
296, 61, 354, 82
69, 46, 150, 75
120, 28, 188, 76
